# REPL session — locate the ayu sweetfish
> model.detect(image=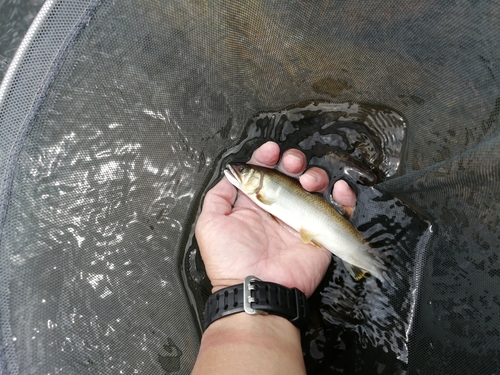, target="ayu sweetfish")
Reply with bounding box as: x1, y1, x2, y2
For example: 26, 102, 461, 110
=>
224, 163, 387, 281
